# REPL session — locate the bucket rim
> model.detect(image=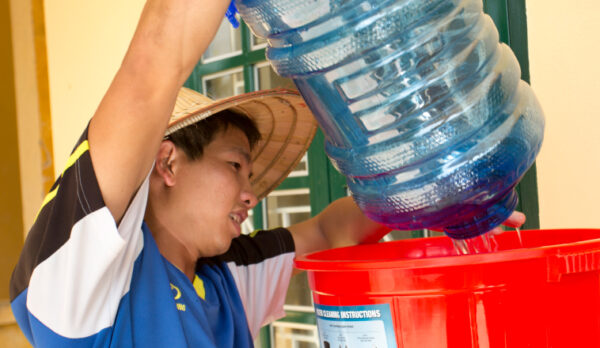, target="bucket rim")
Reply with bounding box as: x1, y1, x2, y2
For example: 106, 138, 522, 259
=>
294, 228, 600, 271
